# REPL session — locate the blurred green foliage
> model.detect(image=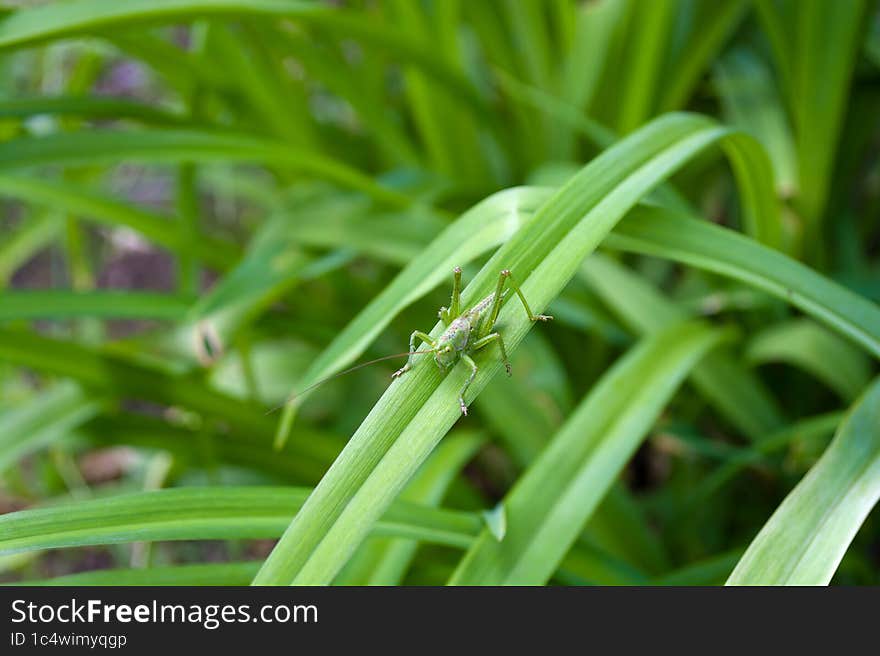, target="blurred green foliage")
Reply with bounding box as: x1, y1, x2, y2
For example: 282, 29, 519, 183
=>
0, 0, 878, 586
